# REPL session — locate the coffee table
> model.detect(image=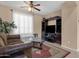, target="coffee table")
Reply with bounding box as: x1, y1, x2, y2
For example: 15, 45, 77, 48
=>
32, 38, 44, 49
20, 34, 45, 49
